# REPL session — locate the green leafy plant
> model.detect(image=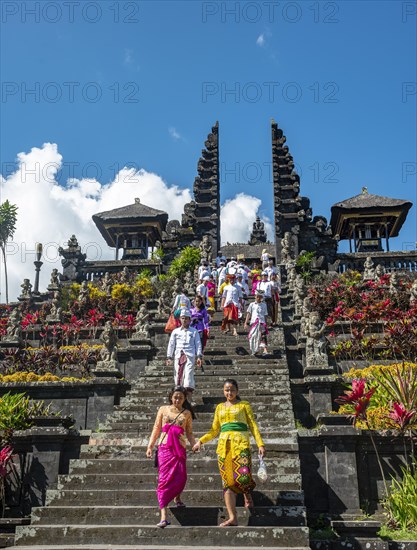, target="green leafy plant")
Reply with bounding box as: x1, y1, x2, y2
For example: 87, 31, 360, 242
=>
0, 201, 18, 304
296, 251, 316, 282
168, 246, 201, 279
383, 460, 417, 530
0, 392, 58, 443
